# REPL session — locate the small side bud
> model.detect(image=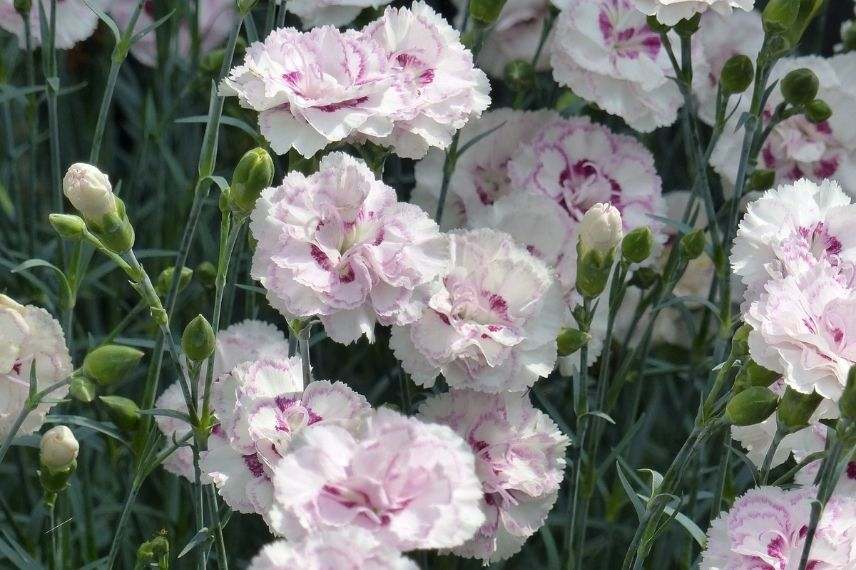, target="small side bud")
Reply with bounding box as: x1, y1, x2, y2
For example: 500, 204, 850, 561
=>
83, 344, 145, 386
749, 169, 776, 192
195, 261, 217, 289
137, 532, 170, 567
69, 374, 98, 403
839, 366, 856, 421
156, 266, 193, 298
49, 213, 87, 241
503, 60, 535, 92
99, 396, 142, 432
630, 266, 660, 289
843, 22, 856, 53
679, 229, 706, 261
725, 386, 779, 426
733, 360, 780, 393
557, 328, 591, 357
182, 315, 216, 362
621, 227, 654, 264
805, 99, 832, 124
729, 323, 752, 360
469, 0, 508, 25
720, 55, 754, 95
777, 387, 822, 431
40, 426, 79, 472
780, 68, 819, 106
230, 147, 274, 215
